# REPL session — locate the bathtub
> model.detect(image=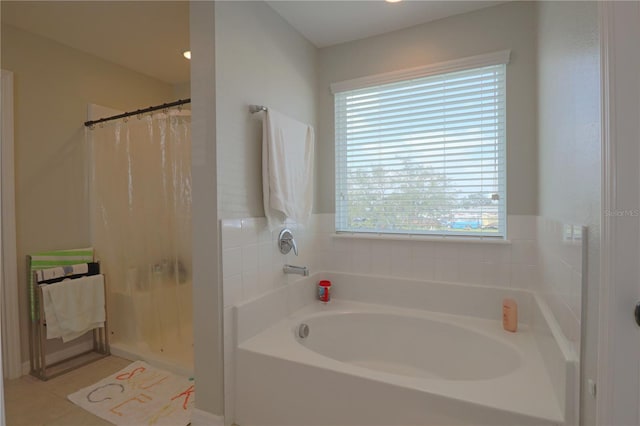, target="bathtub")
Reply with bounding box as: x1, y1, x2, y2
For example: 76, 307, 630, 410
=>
233, 273, 576, 426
